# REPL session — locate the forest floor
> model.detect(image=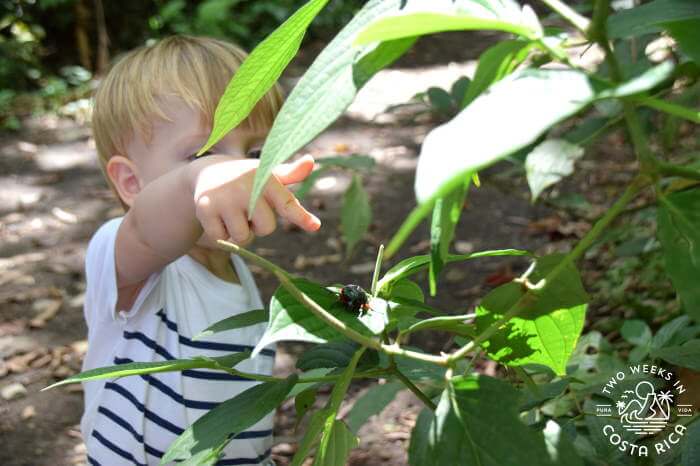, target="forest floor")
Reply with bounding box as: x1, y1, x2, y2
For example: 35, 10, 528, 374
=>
0, 31, 679, 465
